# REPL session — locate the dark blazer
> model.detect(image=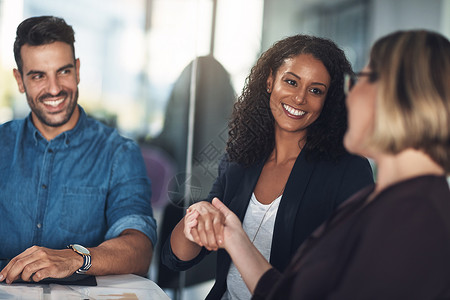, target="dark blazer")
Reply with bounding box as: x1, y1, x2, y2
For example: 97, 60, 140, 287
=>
161, 150, 374, 299
253, 175, 450, 300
